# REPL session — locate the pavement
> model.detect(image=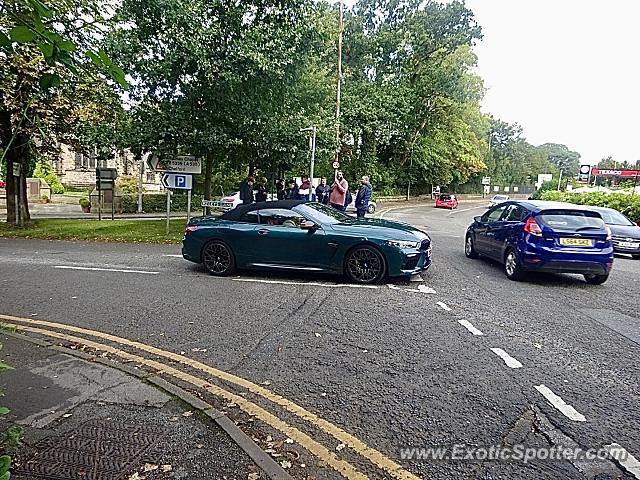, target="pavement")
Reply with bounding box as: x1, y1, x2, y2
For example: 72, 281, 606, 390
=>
0, 201, 639, 479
